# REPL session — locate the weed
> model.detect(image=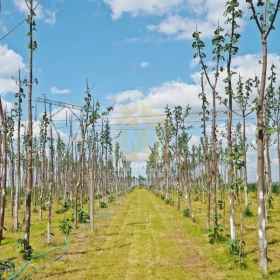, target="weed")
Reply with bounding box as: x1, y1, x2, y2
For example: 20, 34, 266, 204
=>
217, 200, 224, 209
165, 198, 174, 206
207, 224, 226, 244
41, 204, 47, 211
243, 205, 253, 217
56, 200, 74, 214
16, 238, 33, 260
267, 196, 273, 209
226, 239, 247, 268
59, 218, 73, 235
0, 259, 15, 278
100, 201, 107, 208
183, 208, 191, 217
71, 208, 90, 224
